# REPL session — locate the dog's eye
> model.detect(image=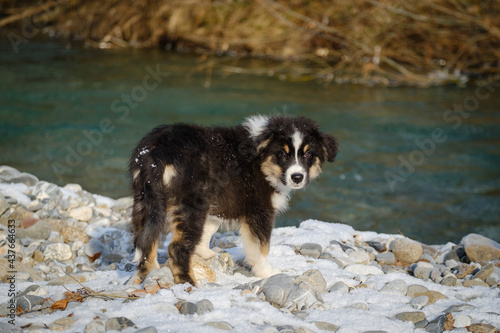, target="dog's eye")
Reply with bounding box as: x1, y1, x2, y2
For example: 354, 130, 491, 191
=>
281, 151, 289, 158
304, 151, 312, 159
